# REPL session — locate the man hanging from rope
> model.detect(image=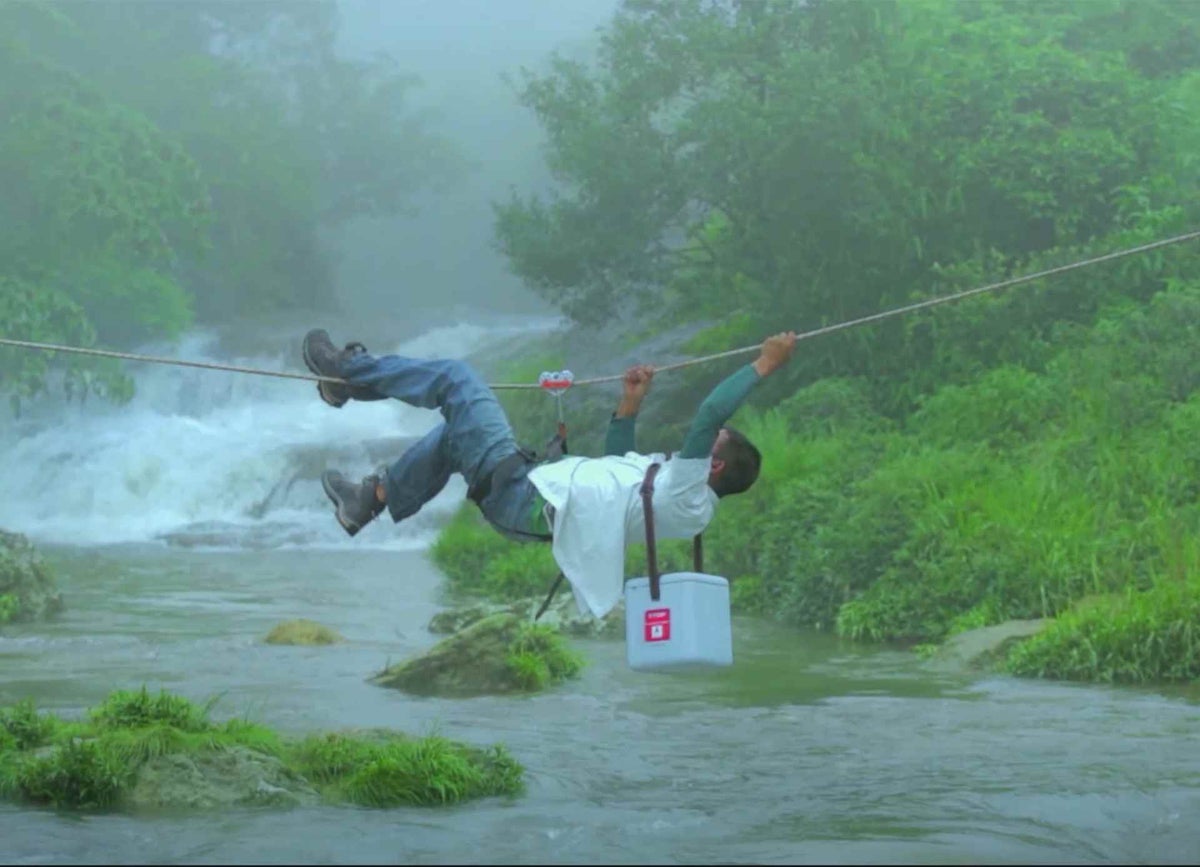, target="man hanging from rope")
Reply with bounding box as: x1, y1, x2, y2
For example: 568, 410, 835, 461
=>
303, 328, 797, 617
